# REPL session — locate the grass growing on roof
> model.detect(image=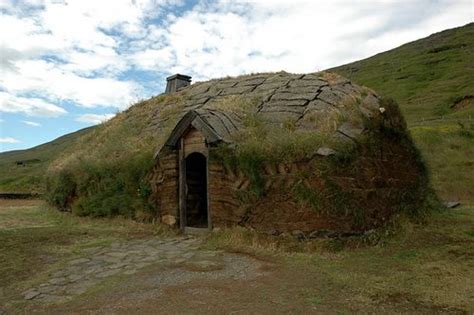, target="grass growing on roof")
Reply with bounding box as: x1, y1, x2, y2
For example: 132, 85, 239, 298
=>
45, 93, 187, 218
